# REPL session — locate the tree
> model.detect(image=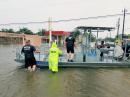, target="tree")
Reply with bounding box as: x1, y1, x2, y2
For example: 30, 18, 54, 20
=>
8, 29, 14, 33
1, 28, 15, 33
74, 27, 96, 42
128, 34, 130, 38
1, 28, 8, 32
36, 29, 46, 36
71, 29, 80, 38
17, 27, 33, 34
